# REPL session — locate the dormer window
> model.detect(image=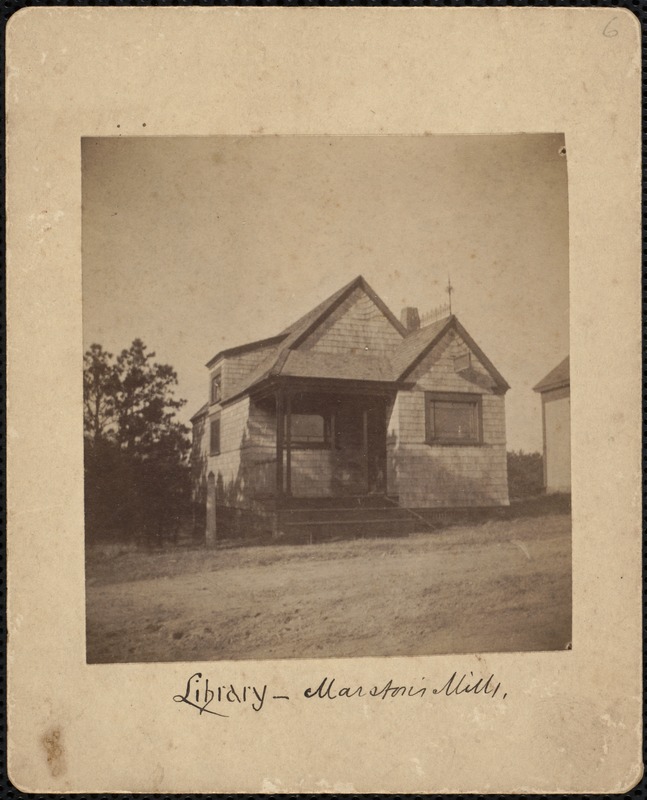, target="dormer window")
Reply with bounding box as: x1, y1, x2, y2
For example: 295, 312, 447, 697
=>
211, 372, 222, 404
